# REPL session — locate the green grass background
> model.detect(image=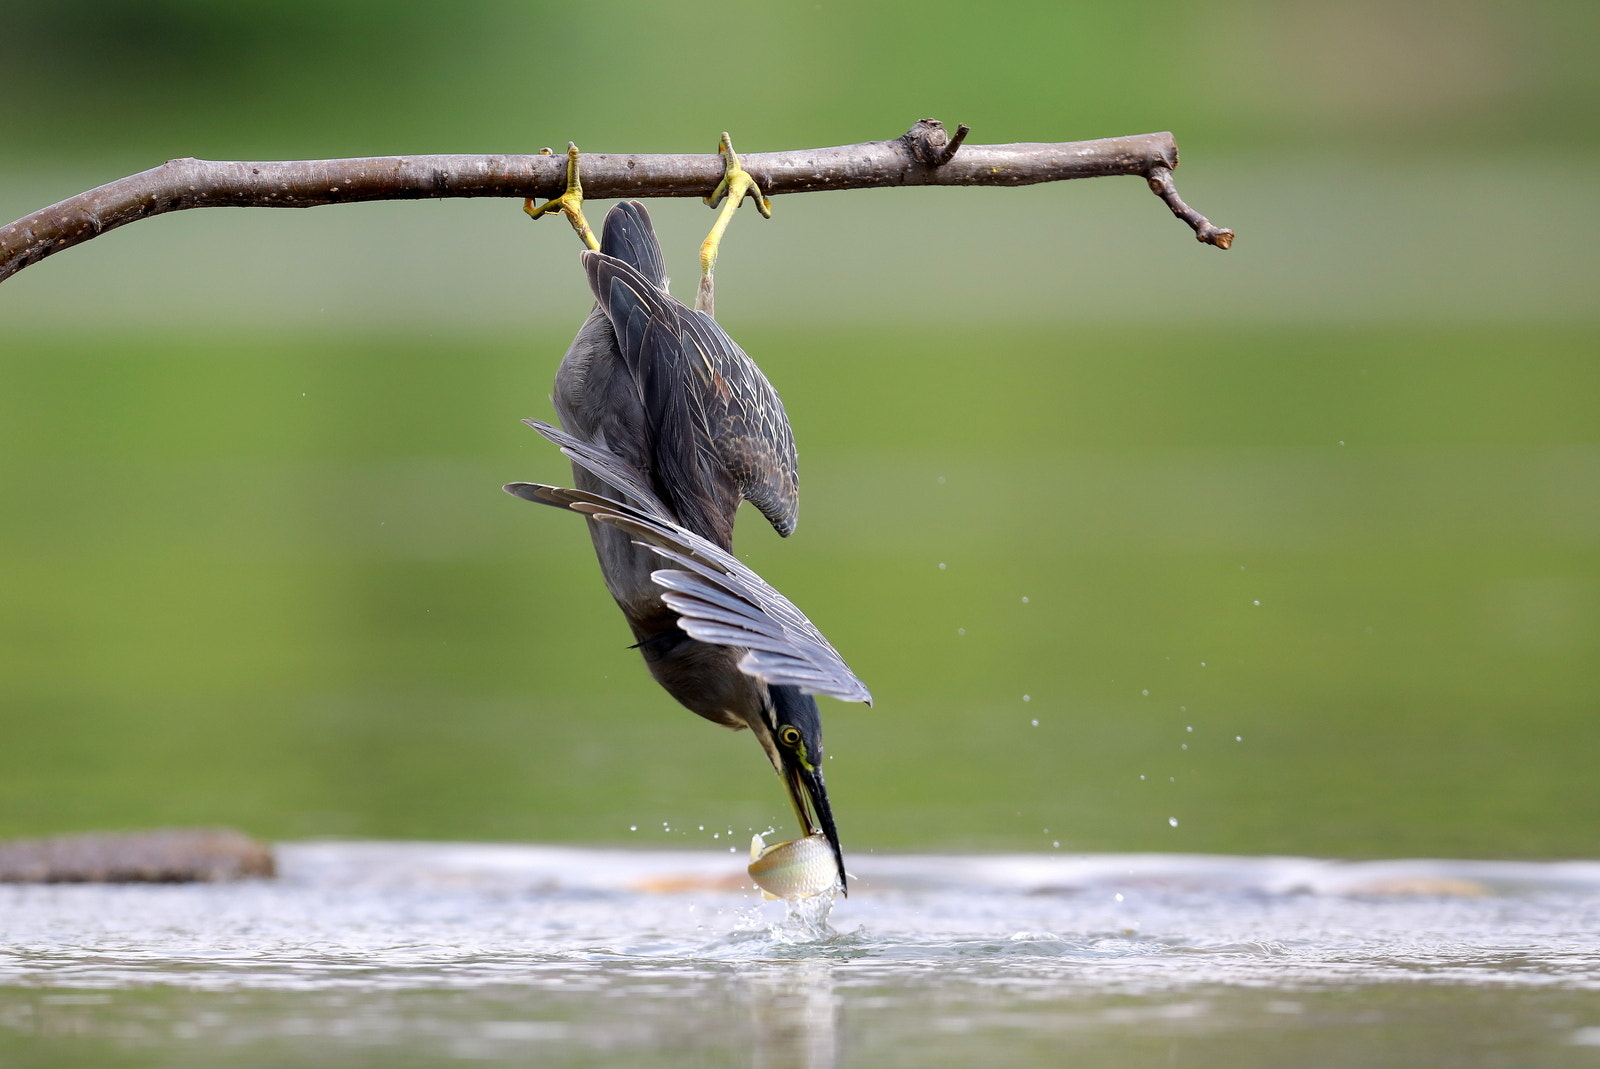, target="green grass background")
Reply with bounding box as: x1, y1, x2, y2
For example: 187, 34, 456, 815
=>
0, 0, 1595, 858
